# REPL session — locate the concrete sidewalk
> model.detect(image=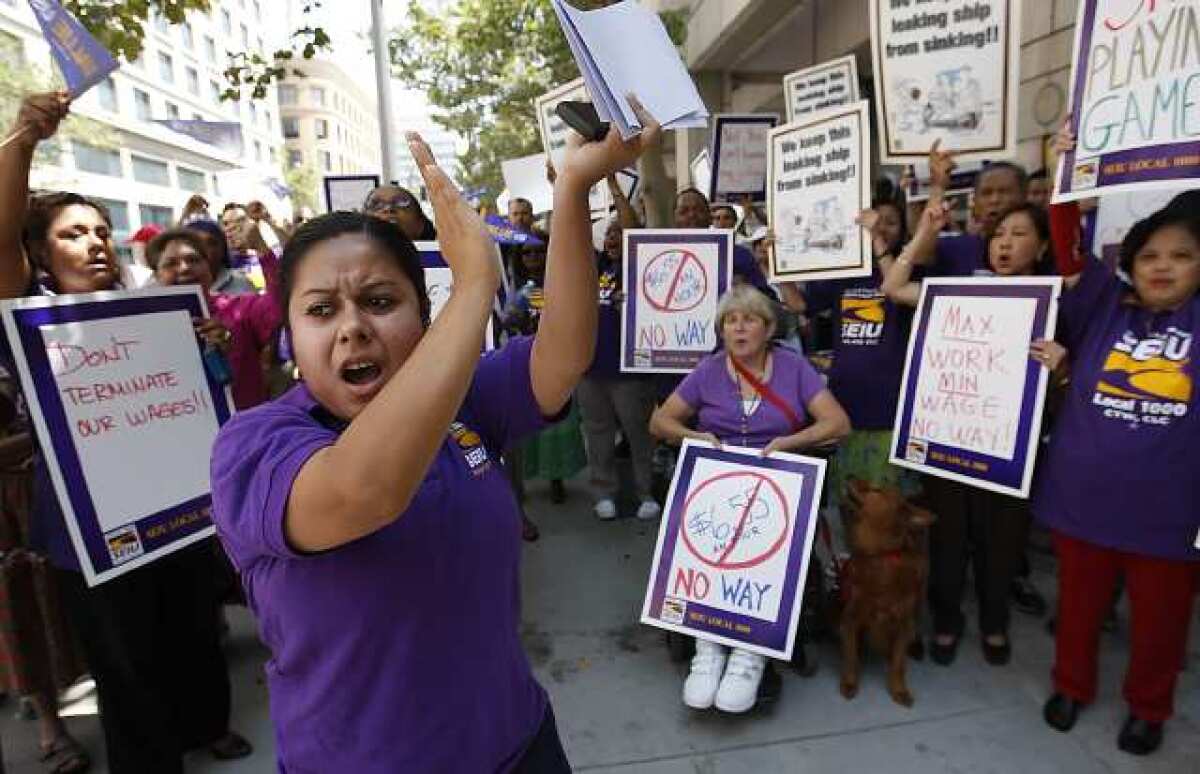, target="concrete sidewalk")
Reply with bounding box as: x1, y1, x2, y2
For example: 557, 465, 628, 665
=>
2, 479, 1197, 772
